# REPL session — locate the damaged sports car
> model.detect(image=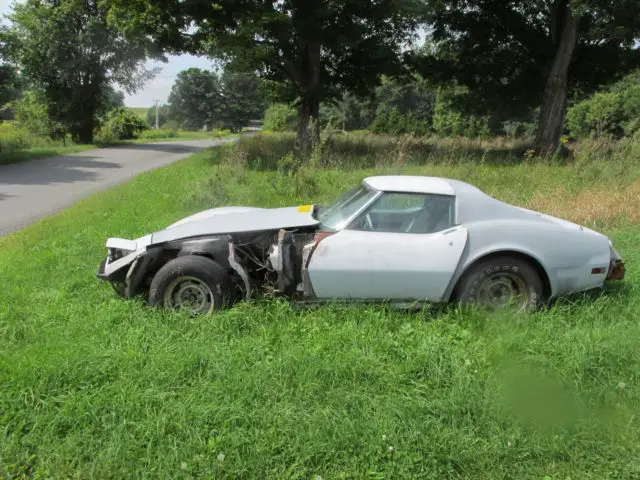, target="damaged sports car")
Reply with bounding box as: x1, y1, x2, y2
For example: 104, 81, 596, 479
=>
97, 176, 625, 314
